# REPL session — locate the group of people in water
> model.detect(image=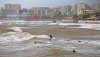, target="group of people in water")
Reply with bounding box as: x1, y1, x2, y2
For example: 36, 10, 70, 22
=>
34, 35, 77, 53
